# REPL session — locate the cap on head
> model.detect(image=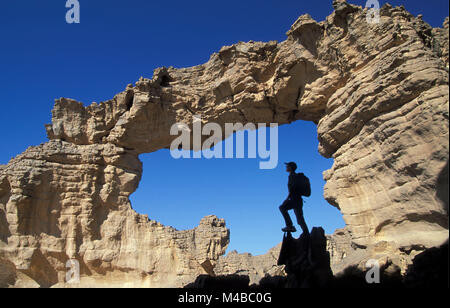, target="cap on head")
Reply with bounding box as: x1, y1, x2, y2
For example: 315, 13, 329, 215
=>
284, 162, 297, 171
